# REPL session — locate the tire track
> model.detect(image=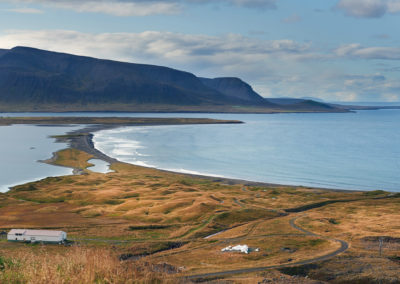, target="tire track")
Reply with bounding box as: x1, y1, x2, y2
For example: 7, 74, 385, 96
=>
185, 216, 348, 281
